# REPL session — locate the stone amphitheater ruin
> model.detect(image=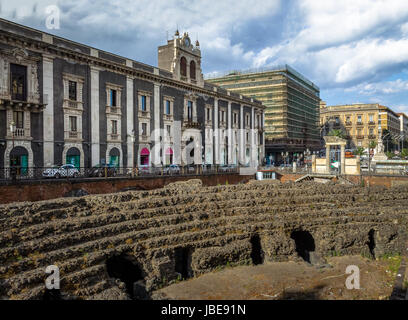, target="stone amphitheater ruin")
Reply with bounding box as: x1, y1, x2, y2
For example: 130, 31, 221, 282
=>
0, 180, 407, 300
